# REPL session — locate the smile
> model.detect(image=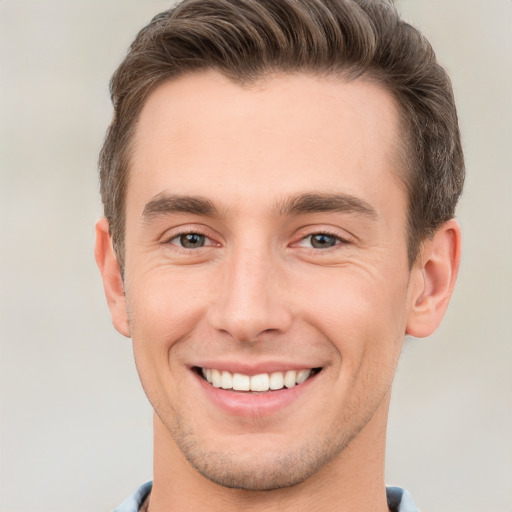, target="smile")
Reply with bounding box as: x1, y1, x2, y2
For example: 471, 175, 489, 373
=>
199, 367, 321, 392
